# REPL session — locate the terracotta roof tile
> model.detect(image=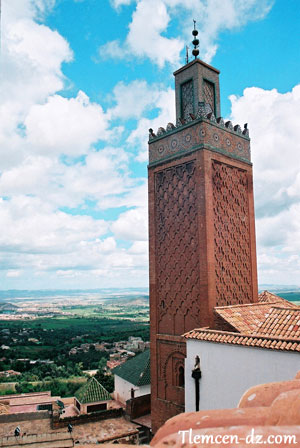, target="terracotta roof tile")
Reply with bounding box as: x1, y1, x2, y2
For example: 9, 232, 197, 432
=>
258, 291, 298, 307
183, 328, 300, 352
254, 307, 300, 339
152, 372, 300, 448
214, 302, 276, 333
